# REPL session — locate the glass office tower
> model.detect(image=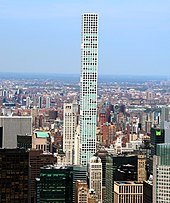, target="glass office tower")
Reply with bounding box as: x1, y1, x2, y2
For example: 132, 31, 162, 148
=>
80, 13, 98, 166
153, 144, 170, 203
